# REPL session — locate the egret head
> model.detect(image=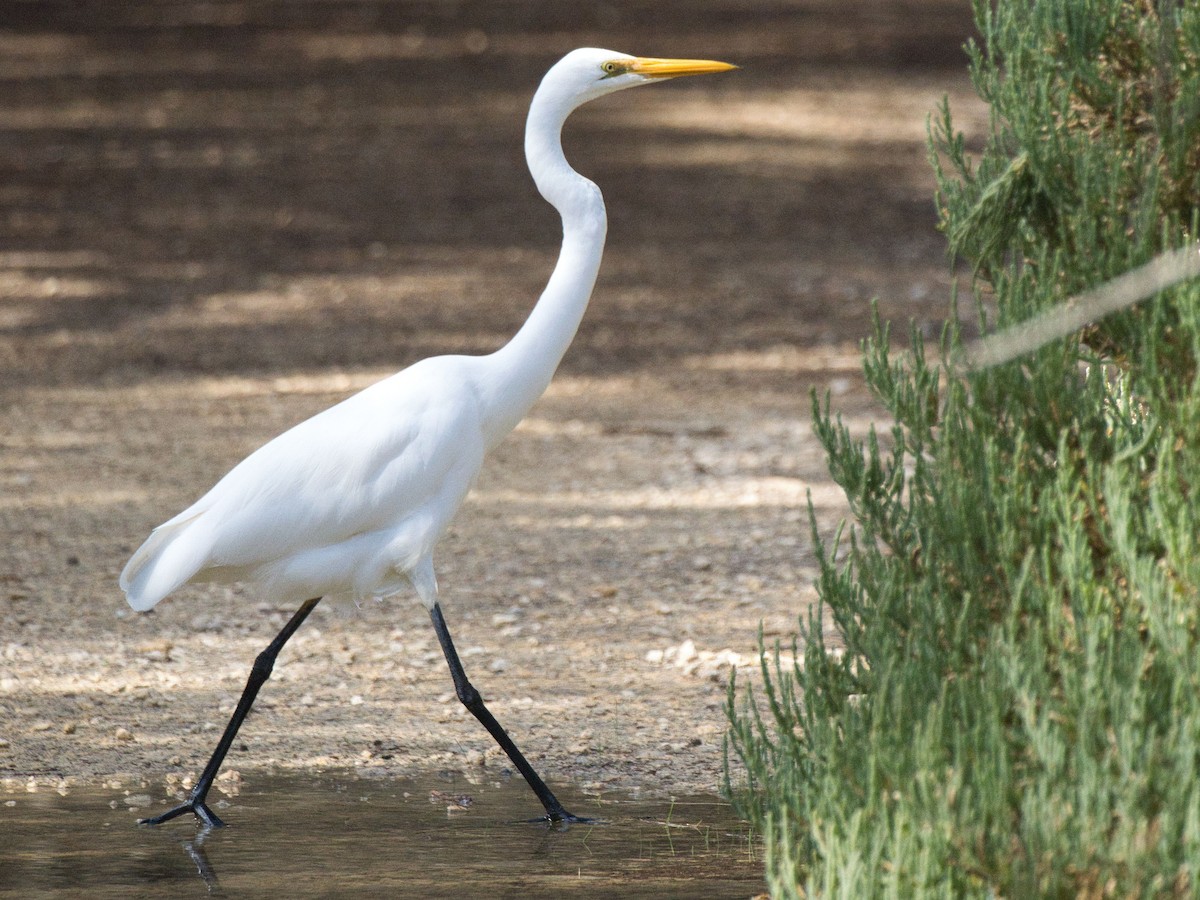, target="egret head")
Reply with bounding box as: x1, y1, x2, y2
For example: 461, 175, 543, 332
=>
542, 47, 736, 112
525, 48, 735, 207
